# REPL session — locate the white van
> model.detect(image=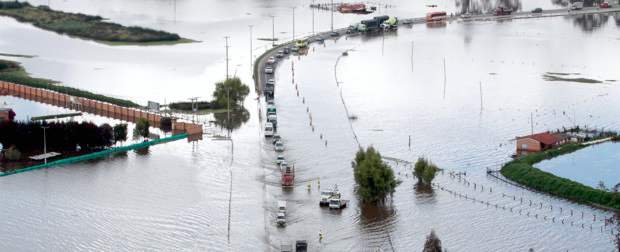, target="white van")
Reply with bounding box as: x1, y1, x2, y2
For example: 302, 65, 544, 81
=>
265, 122, 274, 137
